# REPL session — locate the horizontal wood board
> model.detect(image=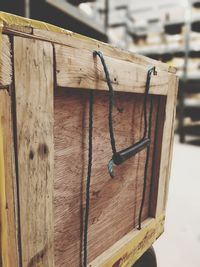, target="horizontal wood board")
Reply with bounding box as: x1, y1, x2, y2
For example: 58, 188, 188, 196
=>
55, 44, 169, 95
54, 88, 164, 266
